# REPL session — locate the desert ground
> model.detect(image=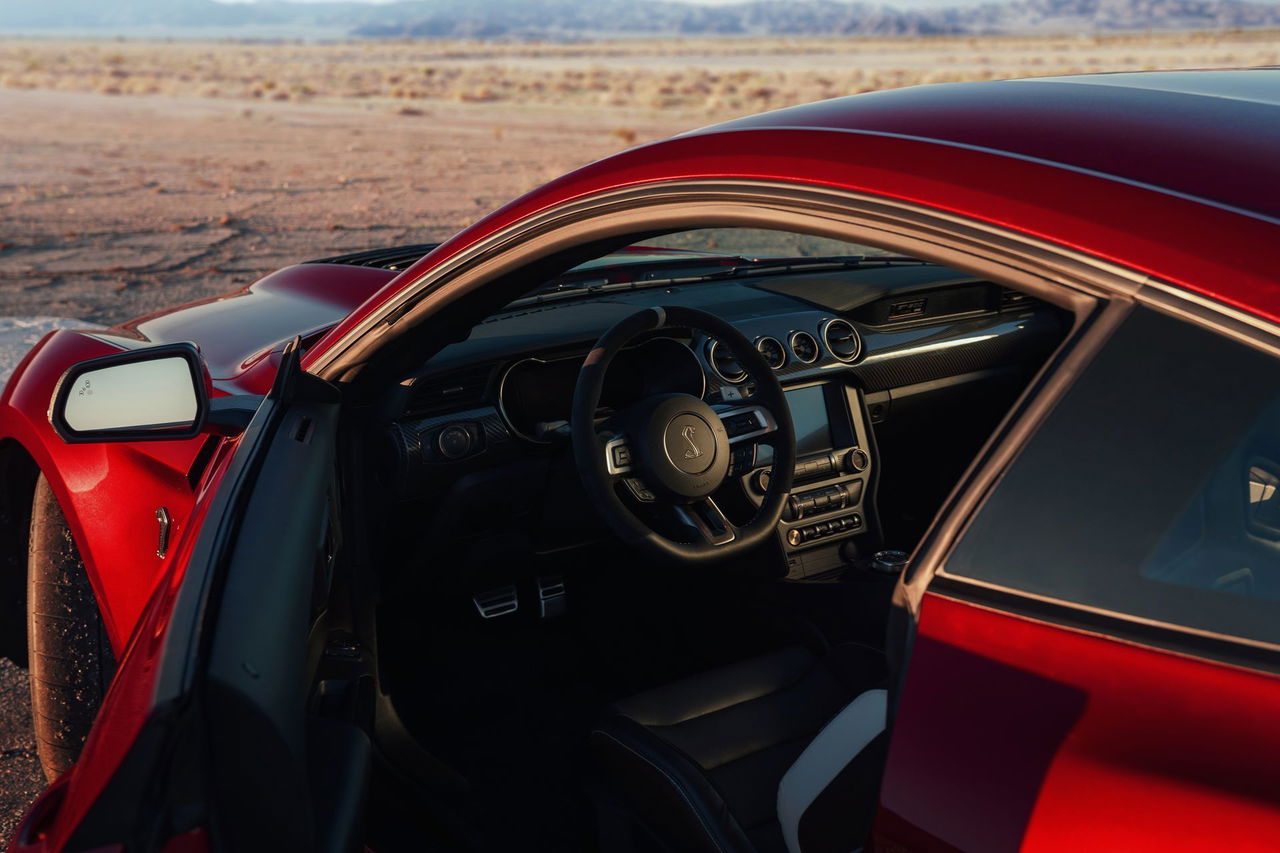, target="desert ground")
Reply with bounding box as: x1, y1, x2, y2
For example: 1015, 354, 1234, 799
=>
3, 30, 1280, 331
2, 29, 1279, 843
